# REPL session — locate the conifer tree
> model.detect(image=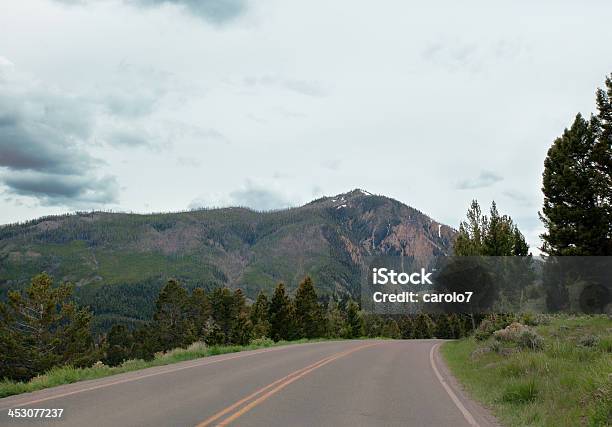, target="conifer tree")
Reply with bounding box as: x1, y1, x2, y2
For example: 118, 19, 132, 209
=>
325, 300, 347, 338
189, 288, 211, 341
103, 325, 133, 367
382, 318, 401, 339
229, 289, 252, 345
0, 273, 96, 381
294, 276, 325, 339
593, 73, 612, 255
455, 200, 529, 256
412, 314, 434, 339
345, 300, 363, 338
250, 292, 271, 339
398, 316, 414, 339
540, 113, 609, 255
153, 279, 194, 351
209, 287, 239, 344
269, 283, 295, 341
